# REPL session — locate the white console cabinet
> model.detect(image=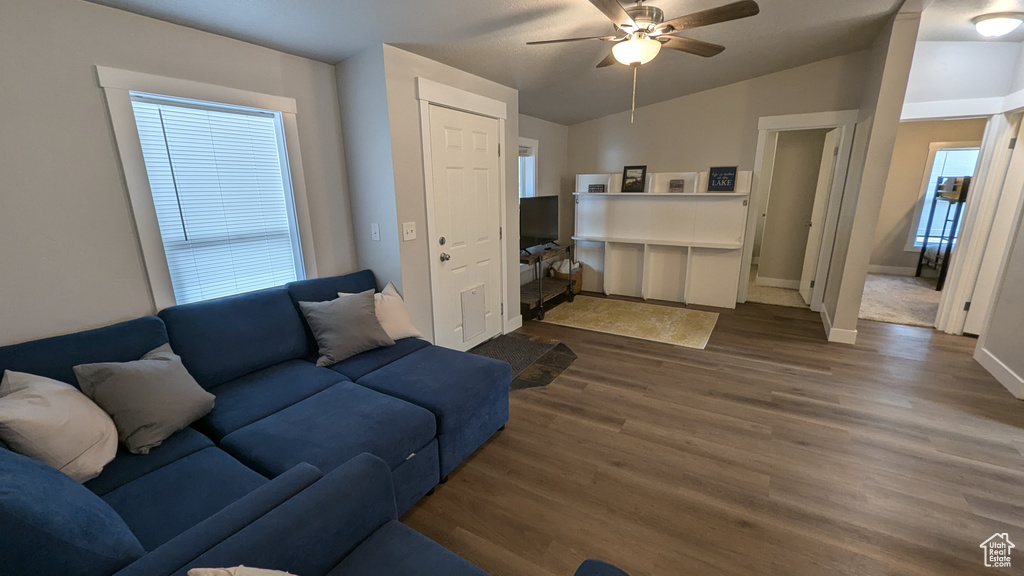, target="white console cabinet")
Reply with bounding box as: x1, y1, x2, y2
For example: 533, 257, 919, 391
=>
573, 171, 750, 309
